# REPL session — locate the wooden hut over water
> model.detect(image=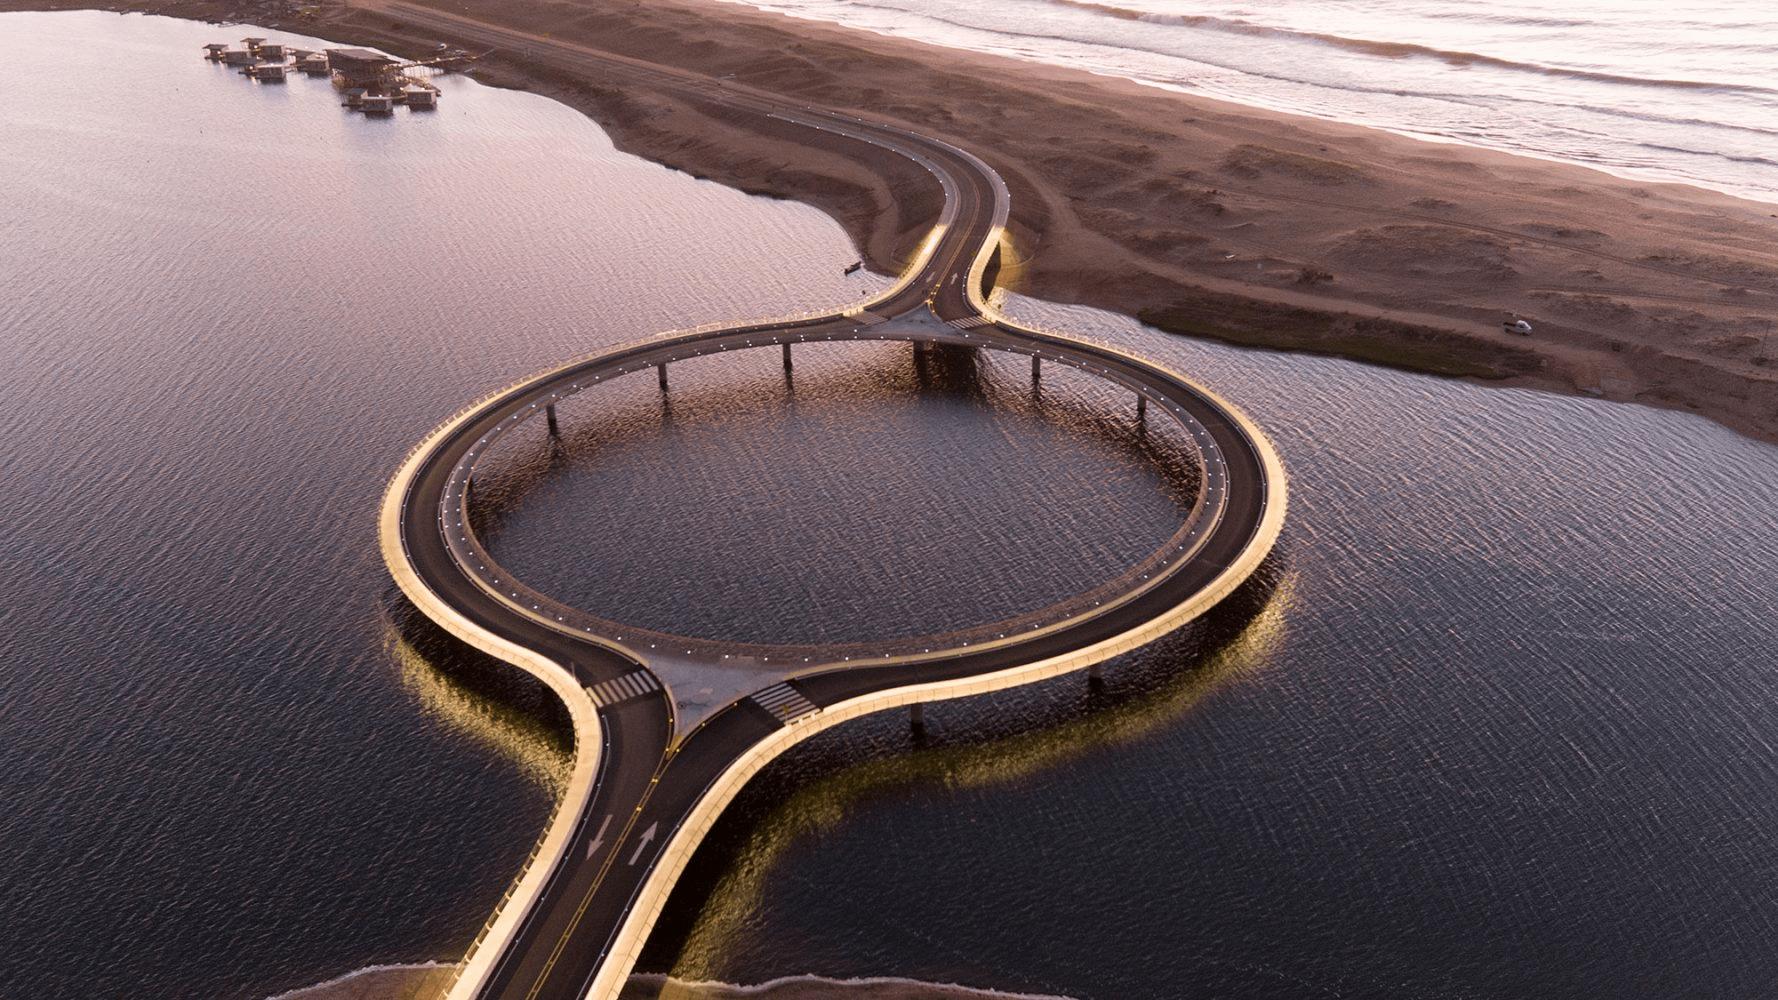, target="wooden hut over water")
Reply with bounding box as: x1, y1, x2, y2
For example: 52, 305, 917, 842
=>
325, 48, 403, 90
